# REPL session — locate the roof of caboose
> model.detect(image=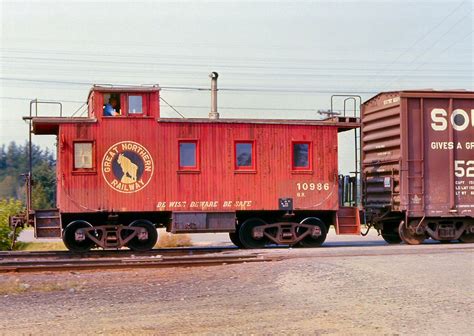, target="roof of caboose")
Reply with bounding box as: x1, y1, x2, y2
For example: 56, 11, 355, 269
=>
30, 117, 96, 134
87, 84, 160, 100
90, 85, 160, 92
363, 89, 474, 105
159, 116, 360, 132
